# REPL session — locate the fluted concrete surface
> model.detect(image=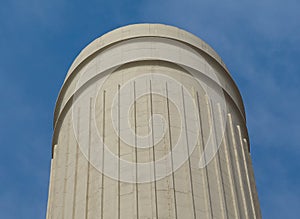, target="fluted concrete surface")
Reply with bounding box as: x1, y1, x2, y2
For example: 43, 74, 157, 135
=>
46, 24, 261, 219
